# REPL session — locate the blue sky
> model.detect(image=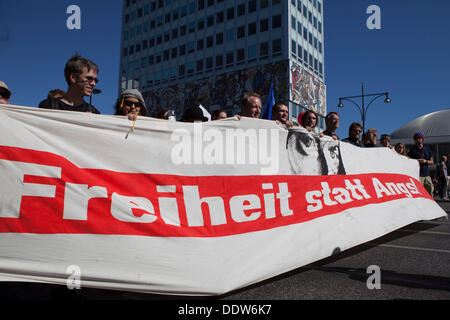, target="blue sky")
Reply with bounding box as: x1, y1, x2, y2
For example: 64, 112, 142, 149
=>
1, 0, 449, 139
